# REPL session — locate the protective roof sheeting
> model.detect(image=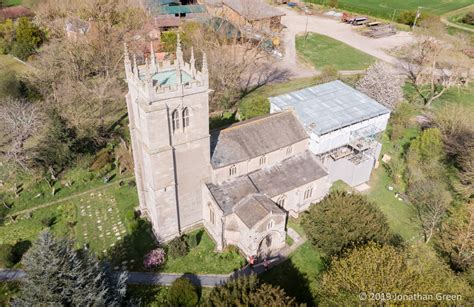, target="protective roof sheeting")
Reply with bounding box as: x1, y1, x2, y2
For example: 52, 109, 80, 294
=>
269, 80, 390, 136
